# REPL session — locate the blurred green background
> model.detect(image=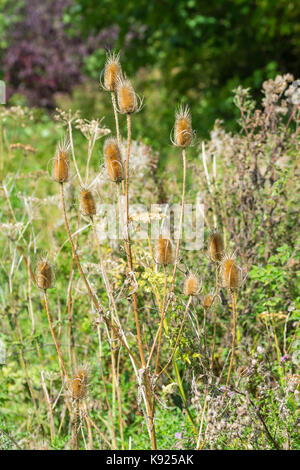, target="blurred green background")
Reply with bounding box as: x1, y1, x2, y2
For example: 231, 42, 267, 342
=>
1, 0, 300, 151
